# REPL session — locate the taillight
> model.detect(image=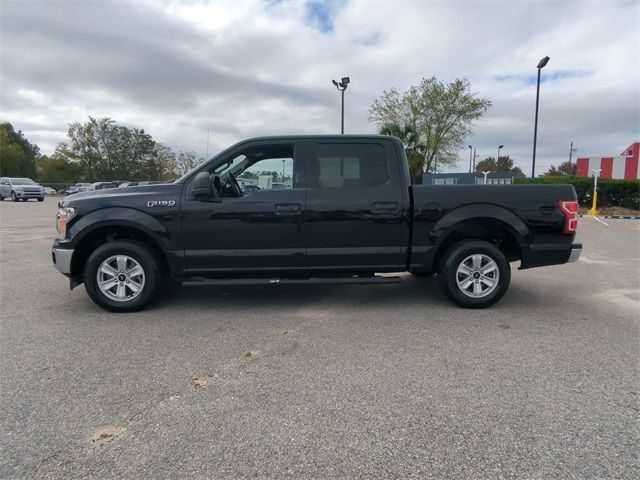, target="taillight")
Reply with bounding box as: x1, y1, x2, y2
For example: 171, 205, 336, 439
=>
558, 200, 578, 234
